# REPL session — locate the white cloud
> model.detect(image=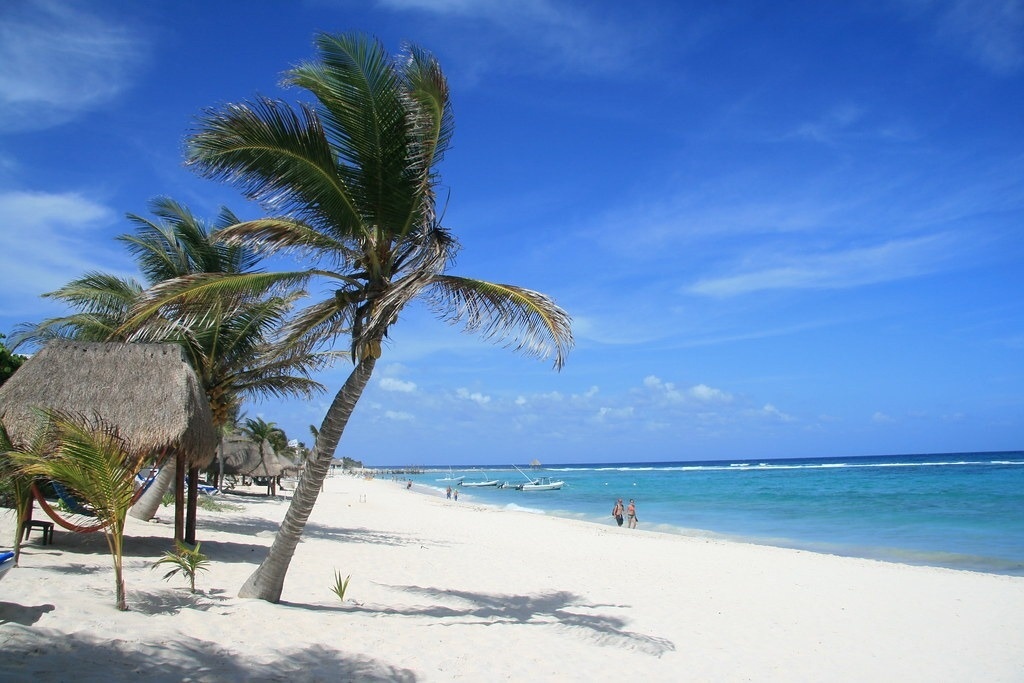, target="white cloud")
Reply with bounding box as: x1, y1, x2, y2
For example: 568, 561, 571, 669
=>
593, 406, 634, 421
761, 404, 796, 422
689, 384, 733, 403
872, 411, 895, 424
385, 410, 414, 421
515, 396, 528, 406
642, 375, 683, 401
456, 388, 491, 405
0, 190, 125, 313
688, 234, 956, 297
380, 377, 417, 393
0, 1, 148, 131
